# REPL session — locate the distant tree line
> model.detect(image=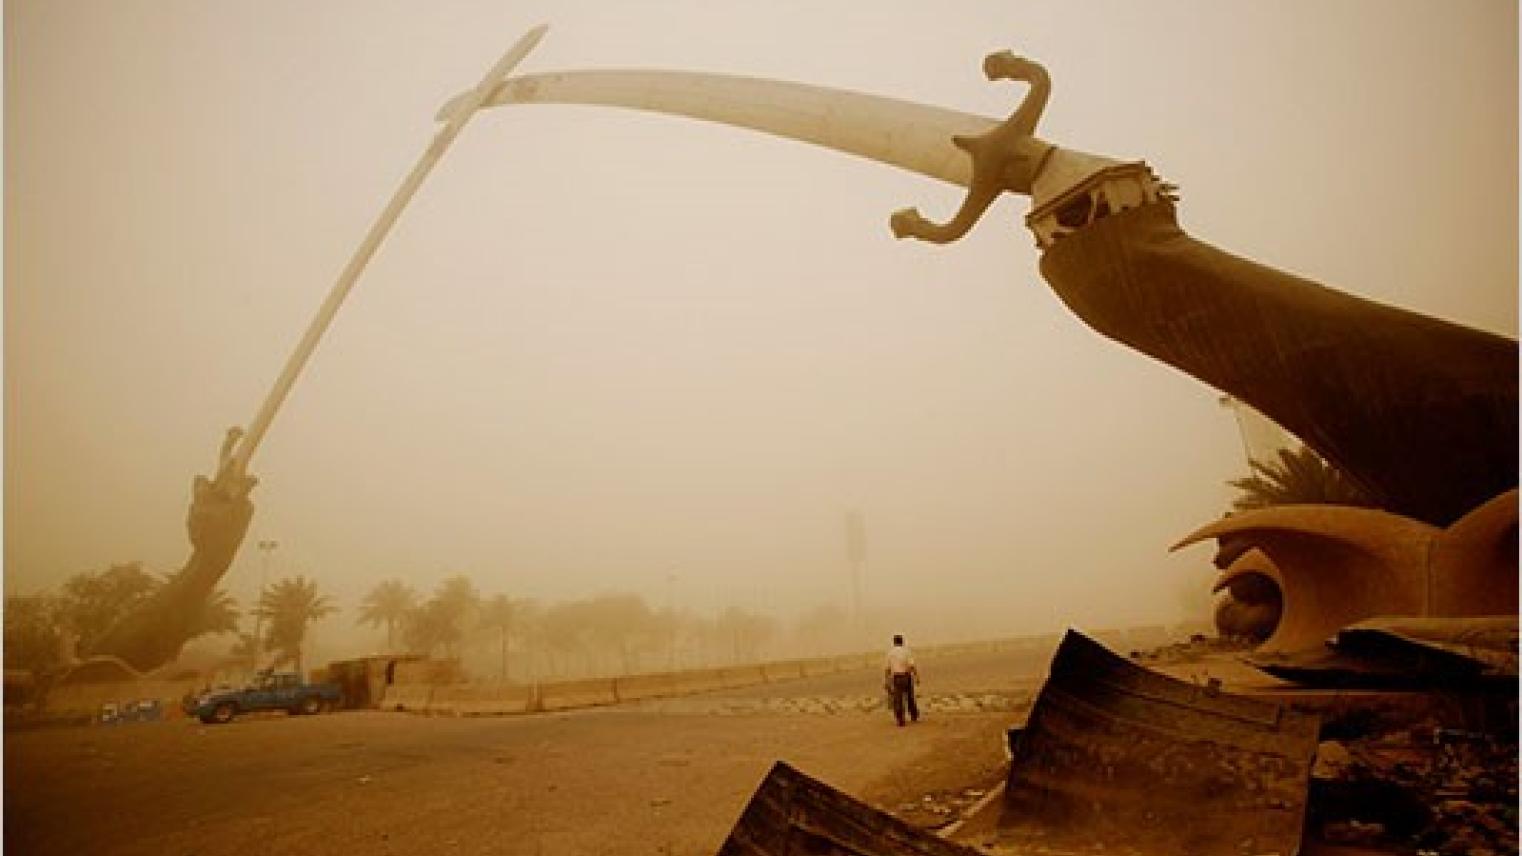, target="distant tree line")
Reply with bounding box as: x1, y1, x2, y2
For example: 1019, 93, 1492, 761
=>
355, 575, 819, 682
7, 562, 862, 684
